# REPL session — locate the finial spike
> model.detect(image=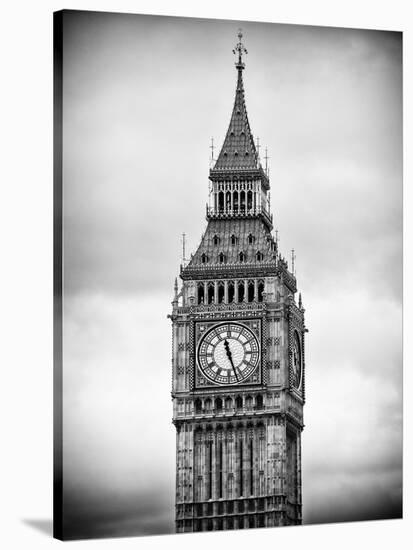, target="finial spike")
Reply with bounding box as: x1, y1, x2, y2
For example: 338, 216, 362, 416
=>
182, 233, 188, 265
298, 292, 302, 308
233, 28, 248, 70
264, 147, 270, 174
172, 277, 179, 305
